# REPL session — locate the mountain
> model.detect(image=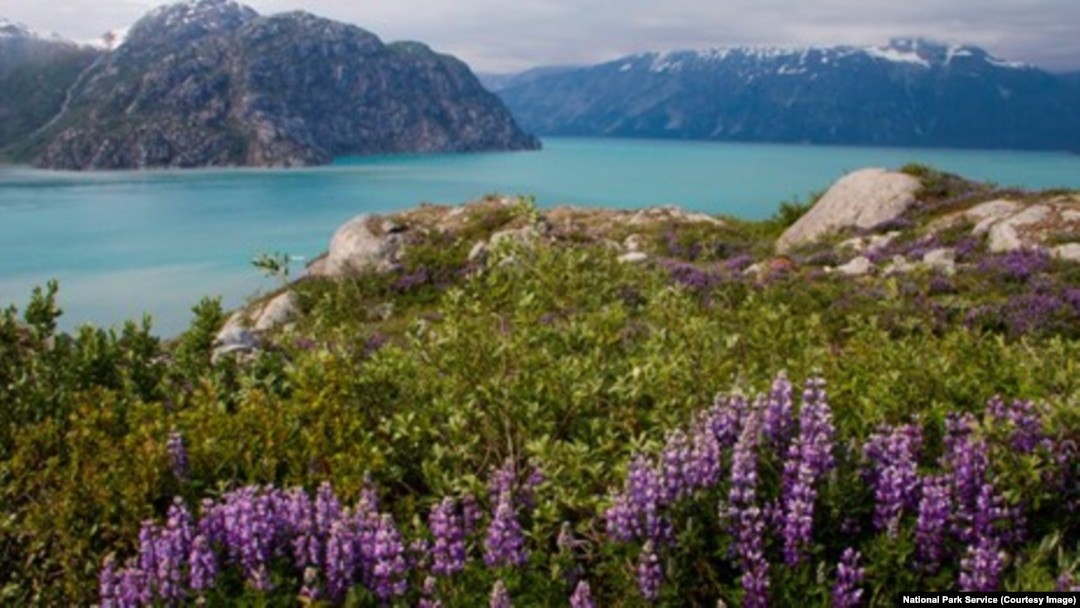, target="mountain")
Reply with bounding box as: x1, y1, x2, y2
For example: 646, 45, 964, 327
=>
0, 19, 102, 147
491, 39, 1080, 151
7, 0, 538, 170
